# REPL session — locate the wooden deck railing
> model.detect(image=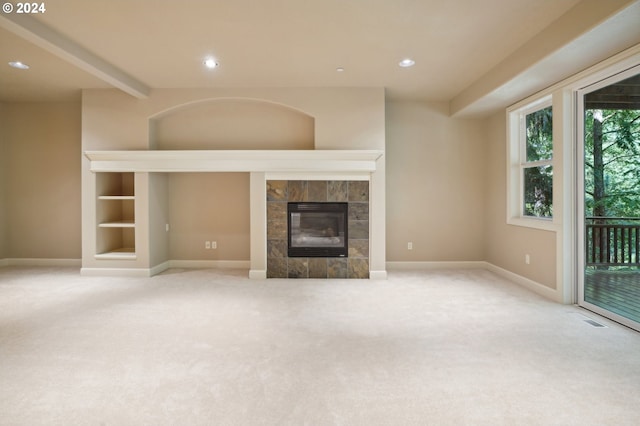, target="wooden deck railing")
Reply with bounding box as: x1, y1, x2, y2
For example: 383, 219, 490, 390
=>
586, 218, 640, 267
